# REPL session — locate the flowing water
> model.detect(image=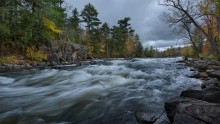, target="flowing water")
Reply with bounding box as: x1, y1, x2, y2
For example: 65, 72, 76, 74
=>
0, 58, 201, 124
